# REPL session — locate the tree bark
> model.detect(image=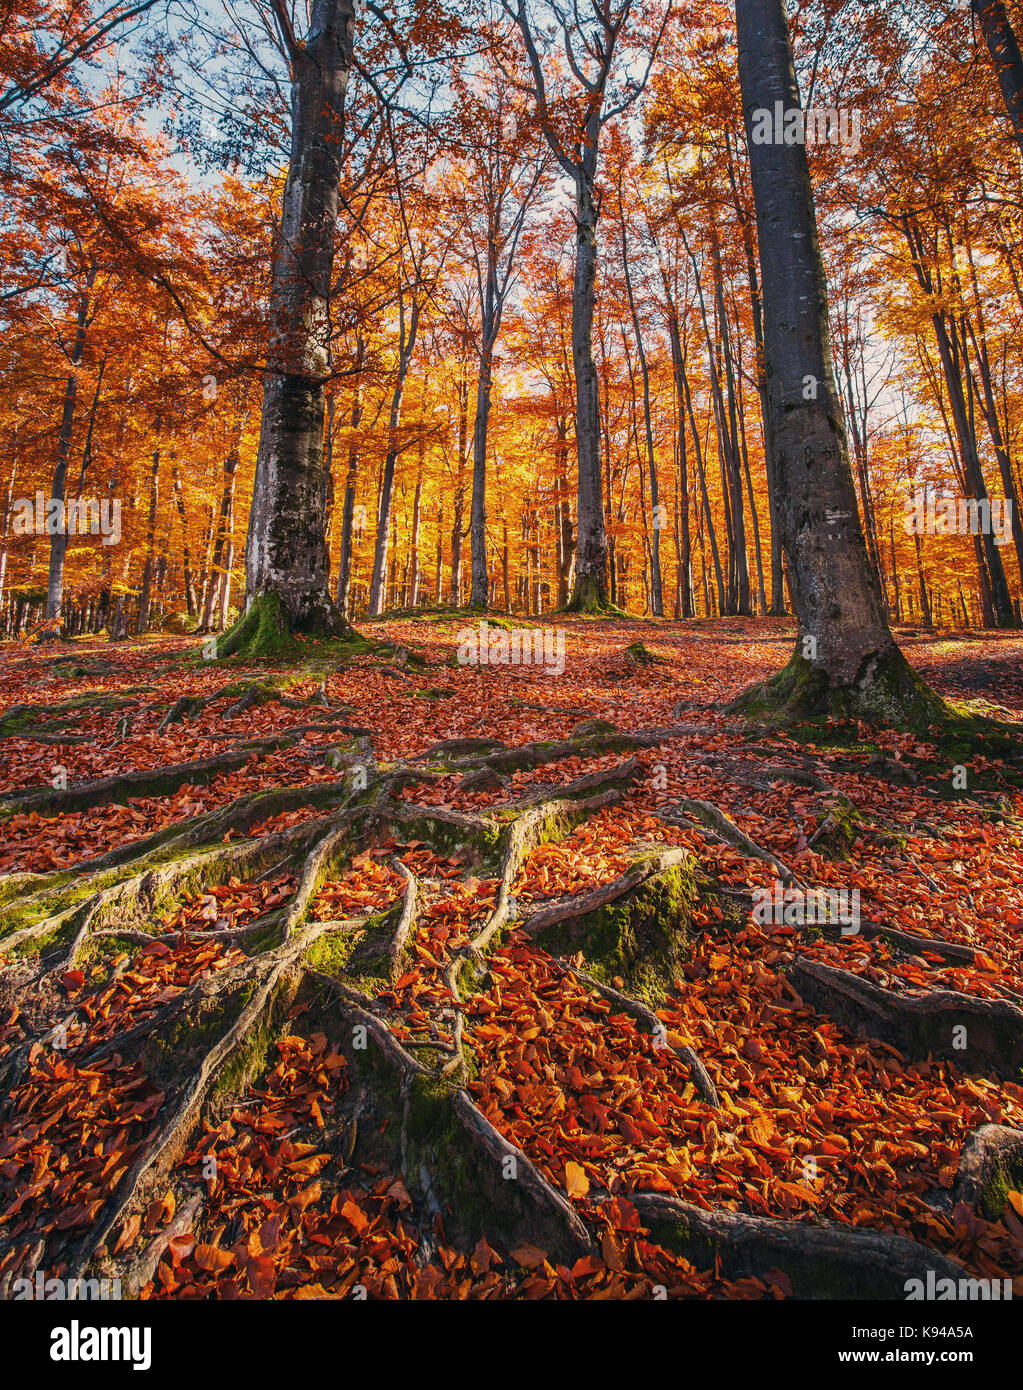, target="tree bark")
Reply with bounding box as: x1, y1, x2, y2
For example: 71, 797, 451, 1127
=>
734, 0, 939, 721
46, 272, 94, 621
973, 0, 1023, 149
241, 0, 357, 639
